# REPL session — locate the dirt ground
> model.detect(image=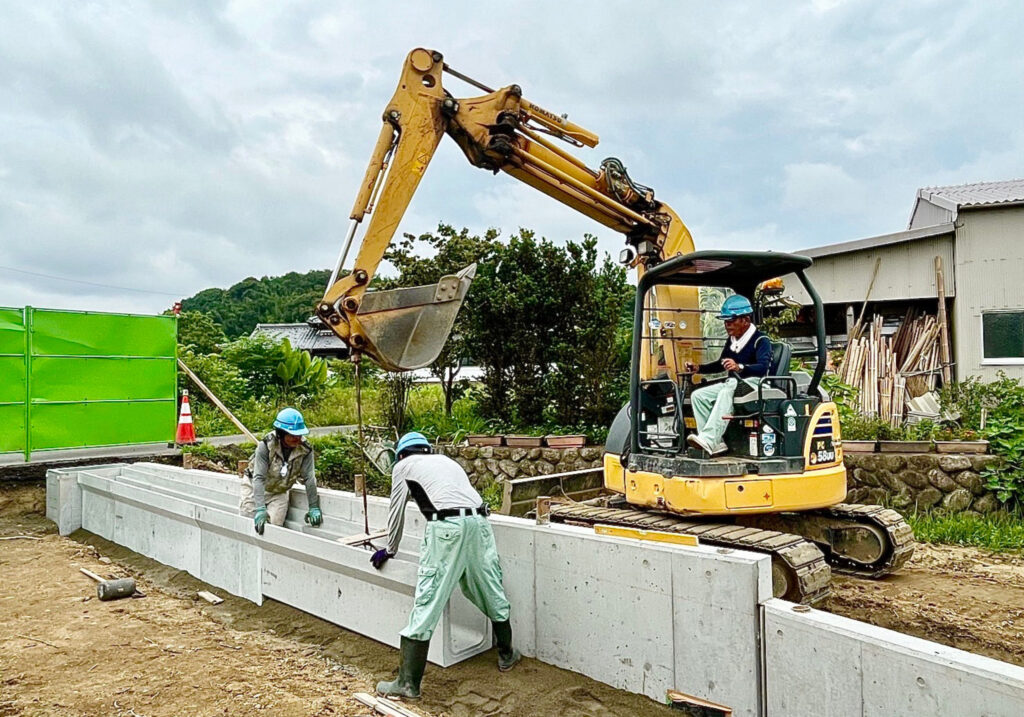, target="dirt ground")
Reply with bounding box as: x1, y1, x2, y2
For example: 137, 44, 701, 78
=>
827, 543, 1024, 667
0, 485, 672, 717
